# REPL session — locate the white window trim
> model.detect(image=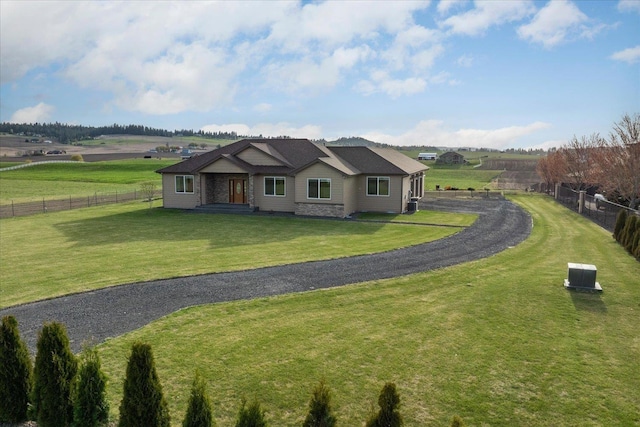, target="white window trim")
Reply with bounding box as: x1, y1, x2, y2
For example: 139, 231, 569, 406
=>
367, 176, 390, 197
264, 176, 286, 197
175, 175, 194, 194
307, 178, 331, 200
